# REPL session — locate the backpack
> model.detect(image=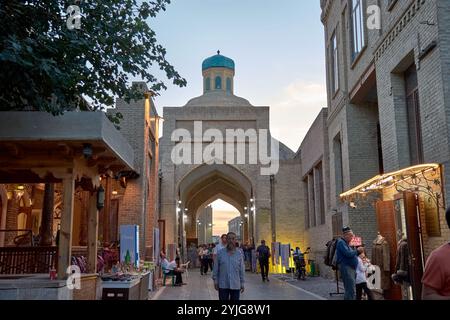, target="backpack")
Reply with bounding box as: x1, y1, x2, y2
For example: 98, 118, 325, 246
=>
324, 238, 339, 270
